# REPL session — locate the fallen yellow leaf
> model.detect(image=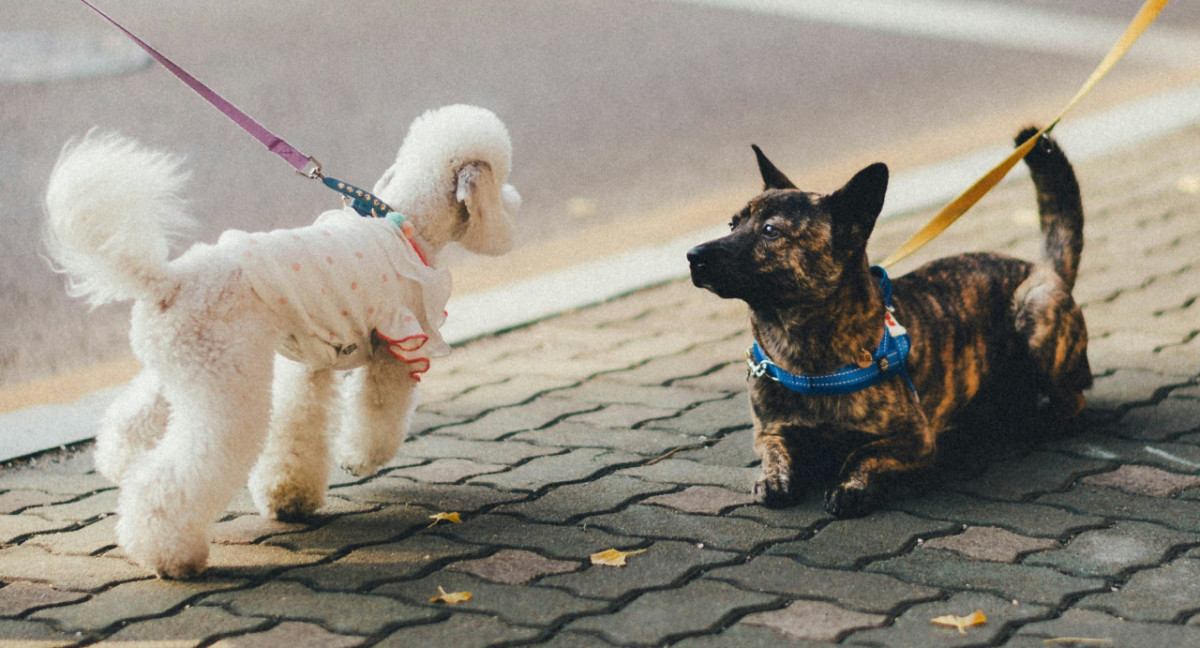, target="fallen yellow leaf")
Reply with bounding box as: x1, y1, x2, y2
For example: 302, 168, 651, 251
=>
427, 512, 462, 528
590, 548, 648, 567
931, 610, 987, 635
429, 586, 472, 605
